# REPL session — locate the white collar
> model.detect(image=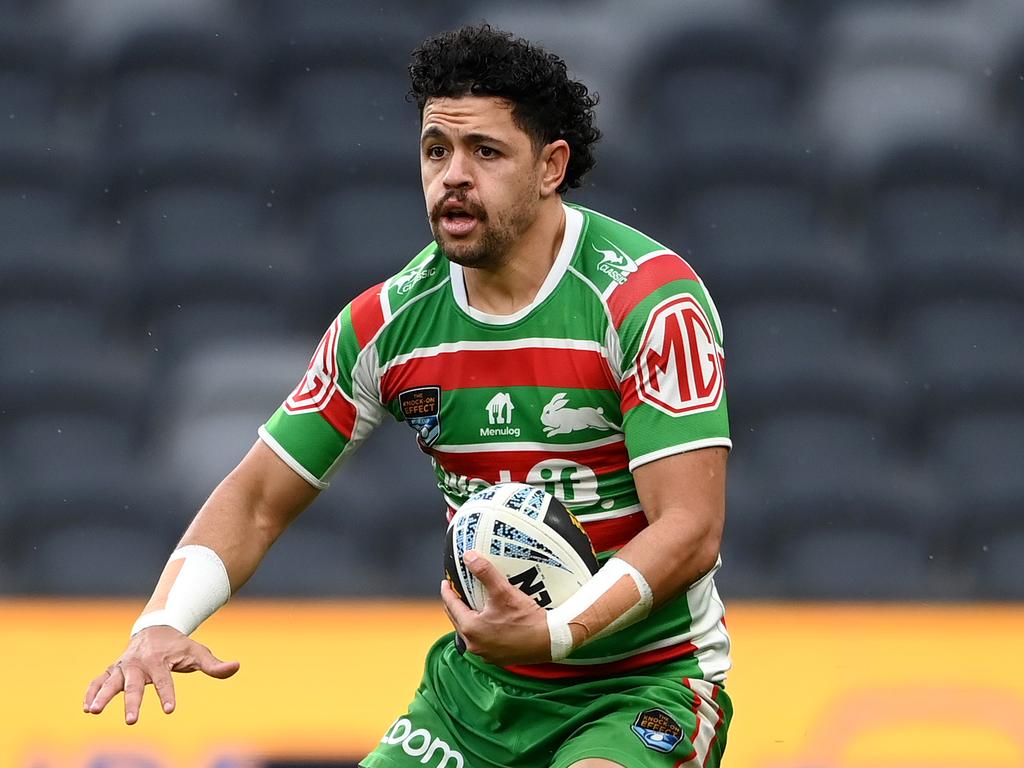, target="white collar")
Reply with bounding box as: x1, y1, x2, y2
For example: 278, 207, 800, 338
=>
449, 204, 583, 326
